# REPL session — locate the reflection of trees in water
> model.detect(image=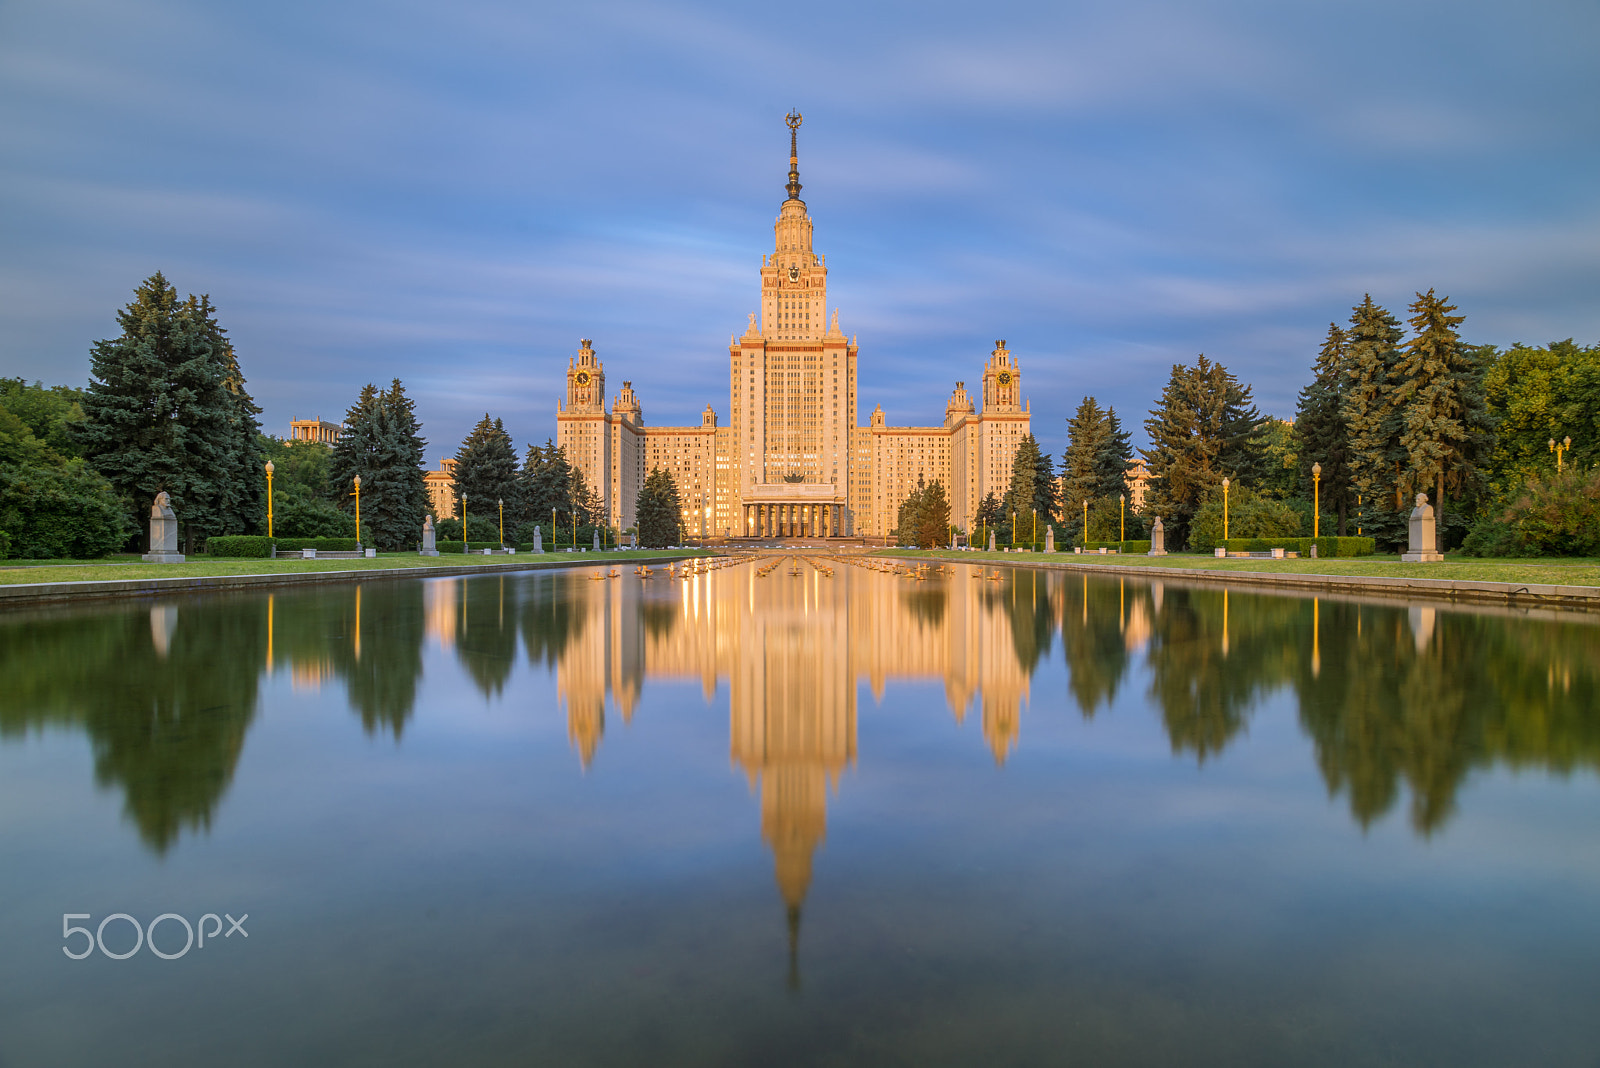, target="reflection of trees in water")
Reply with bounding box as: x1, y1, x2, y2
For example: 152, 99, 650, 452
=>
266, 584, 427, 739
1296, 604, 1600, 834
1058, 576, 1135, 717
519, 572, 588, 669
994, 570, 1054, 675
900, 587, 947, 628
1116, 578, 1600, 834
0, 600, 266, 853
455, 575, 520, 698
1145, 588, 1301, 762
